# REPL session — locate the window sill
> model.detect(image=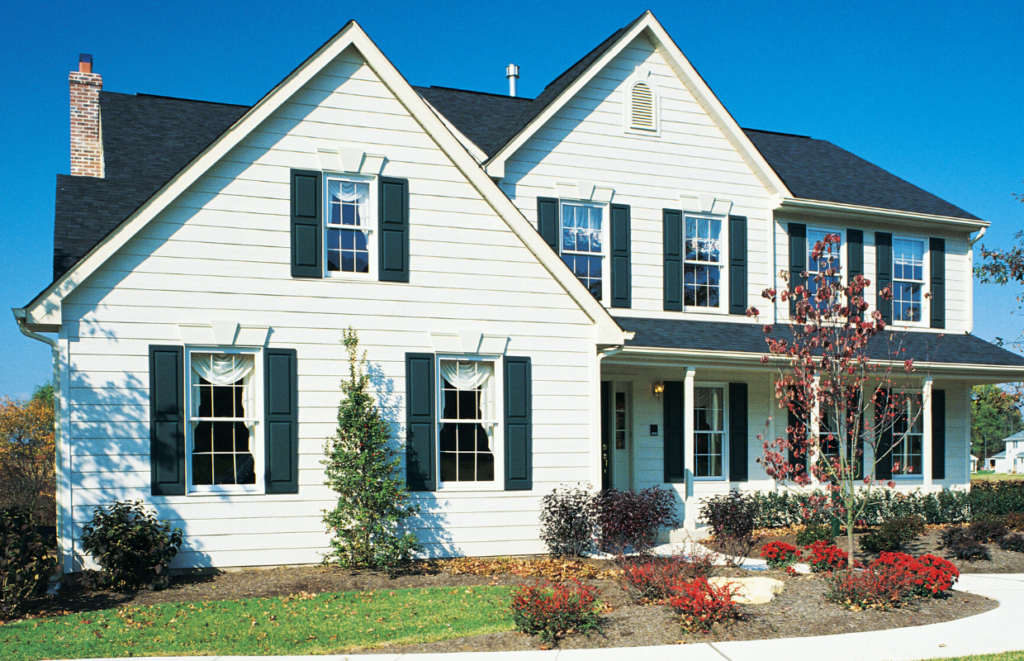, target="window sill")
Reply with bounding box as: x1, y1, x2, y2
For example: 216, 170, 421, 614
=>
433, 482, 506, 493
188, 487, 265, 496
324, 271, 377, 281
